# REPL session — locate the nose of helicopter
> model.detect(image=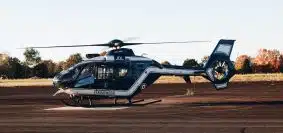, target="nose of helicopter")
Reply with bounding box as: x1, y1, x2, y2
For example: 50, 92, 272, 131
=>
52, 70, 74, 88
52, 76, 61, 88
